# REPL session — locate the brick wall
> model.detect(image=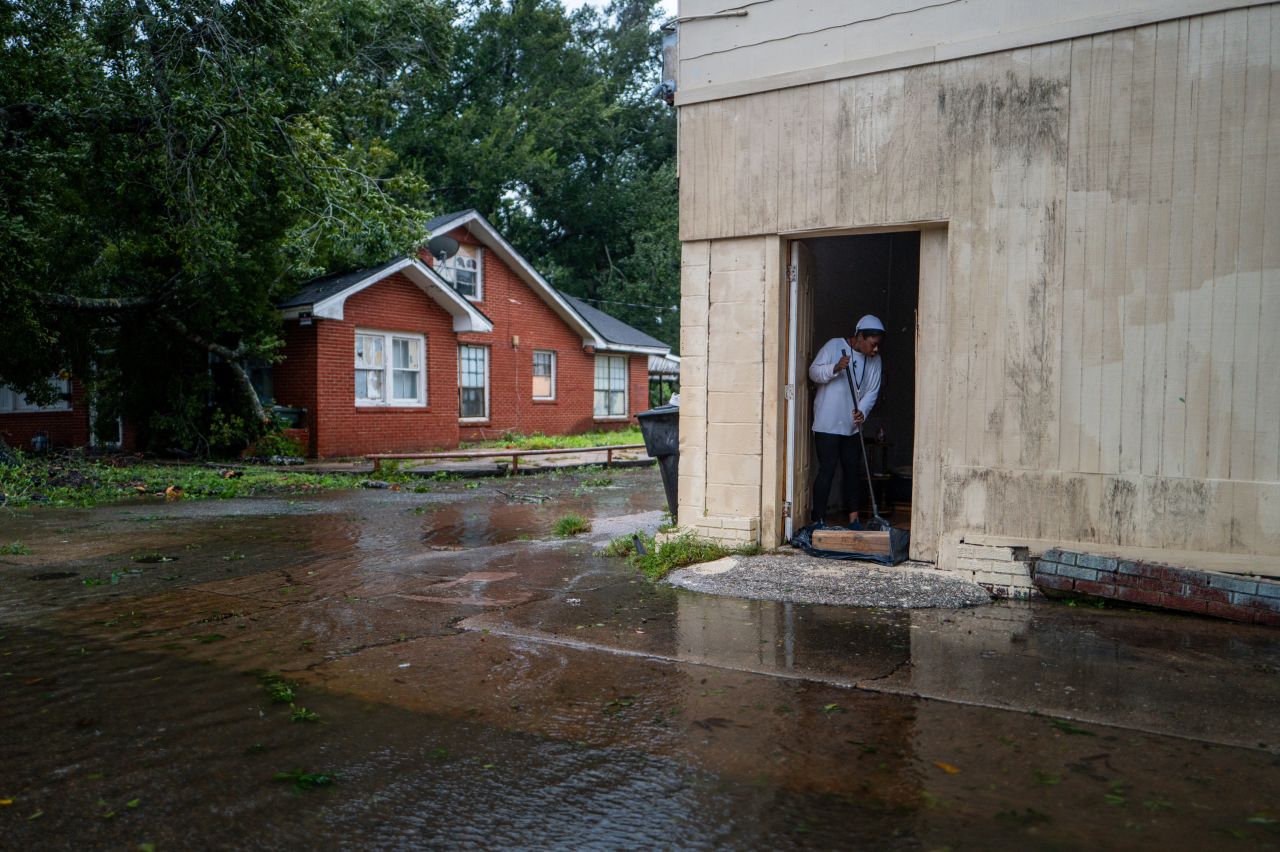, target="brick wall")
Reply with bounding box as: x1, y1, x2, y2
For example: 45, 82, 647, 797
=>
952, 543, 1036, 599
273, 231, 654, 458
275, 321, 318, 456
0, 380, 91, 450
430, 229, 647, 442
276, 273, 462, 458
1034, 549, 1280, 627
